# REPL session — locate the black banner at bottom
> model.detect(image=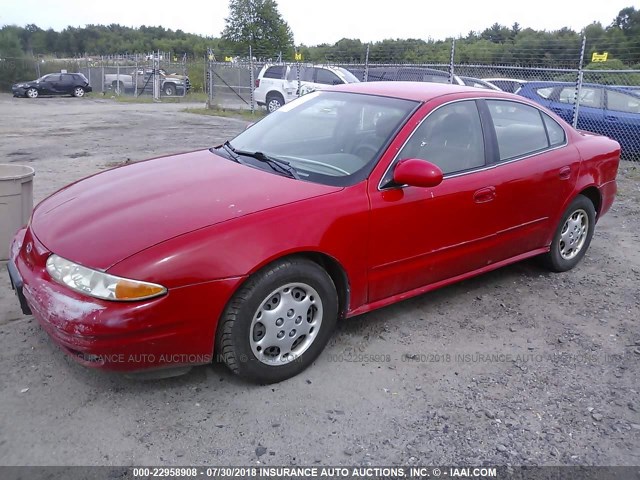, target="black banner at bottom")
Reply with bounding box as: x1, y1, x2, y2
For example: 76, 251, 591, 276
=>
1, 466, 639, 480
